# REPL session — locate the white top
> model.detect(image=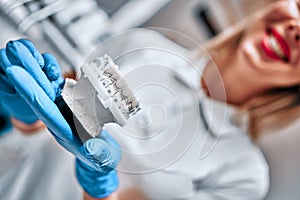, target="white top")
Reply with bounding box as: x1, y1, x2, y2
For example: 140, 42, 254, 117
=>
103, 29, 270, 200
0, 128, 82, 200
0, 29, 269, 200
